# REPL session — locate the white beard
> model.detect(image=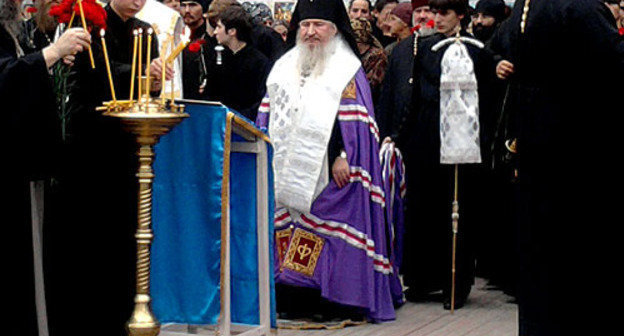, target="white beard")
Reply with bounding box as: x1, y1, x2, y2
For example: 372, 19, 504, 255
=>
295, 33, 340, 79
